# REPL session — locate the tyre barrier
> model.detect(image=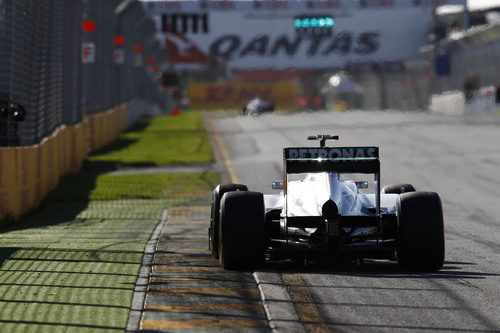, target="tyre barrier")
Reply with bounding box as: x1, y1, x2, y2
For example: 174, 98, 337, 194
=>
0, 104, 128, 220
